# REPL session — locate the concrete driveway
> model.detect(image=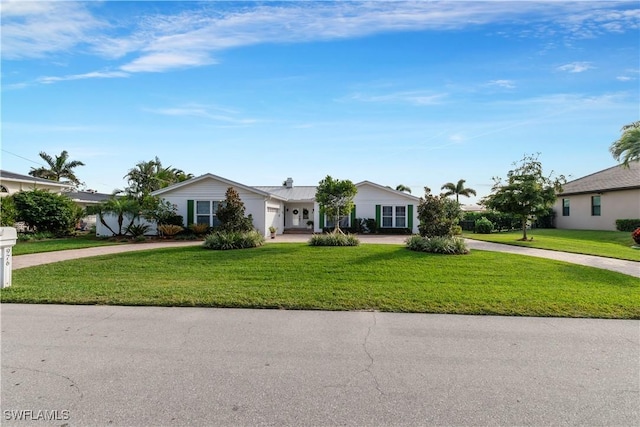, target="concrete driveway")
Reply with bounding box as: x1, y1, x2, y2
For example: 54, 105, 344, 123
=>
1, 304, 638, 426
